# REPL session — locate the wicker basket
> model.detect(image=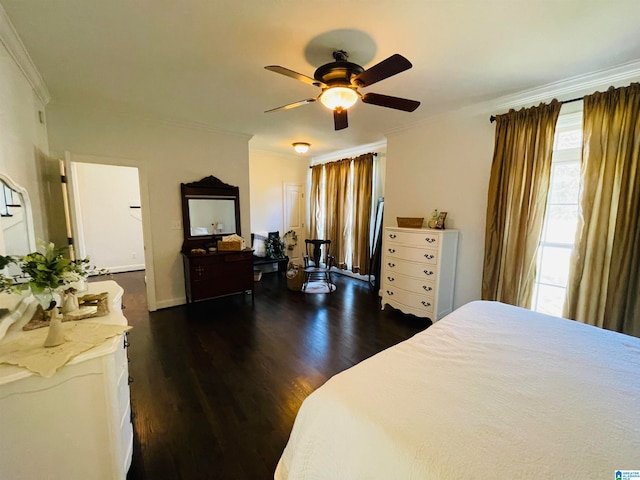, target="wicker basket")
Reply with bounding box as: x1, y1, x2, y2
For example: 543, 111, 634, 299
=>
217, 240, 242, 251
286, 263, 305, 291
397, 217, 424, 228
